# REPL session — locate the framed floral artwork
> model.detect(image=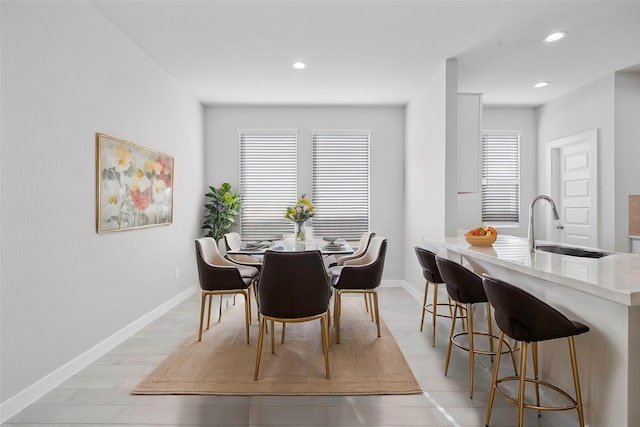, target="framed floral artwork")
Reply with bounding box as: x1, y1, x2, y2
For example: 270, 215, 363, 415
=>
96, 133, 174, 233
